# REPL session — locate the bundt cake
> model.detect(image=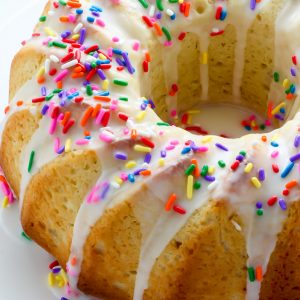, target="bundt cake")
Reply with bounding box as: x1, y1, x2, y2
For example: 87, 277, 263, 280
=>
1, 0, 300, 299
